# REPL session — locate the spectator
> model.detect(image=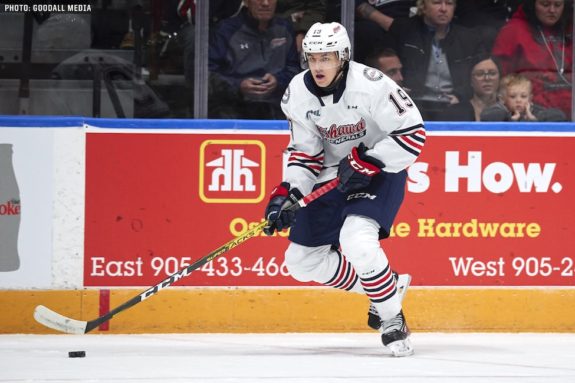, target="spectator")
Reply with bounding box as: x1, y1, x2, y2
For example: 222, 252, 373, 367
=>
481, 73, 566, 121
492, 0, 573, 119
208, 0, 301, 119
364, 47, 406, 88
440, 57, 500, 121
354, 0, 416, 63
357, 0, 488, 121
155, 0, 243, 115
